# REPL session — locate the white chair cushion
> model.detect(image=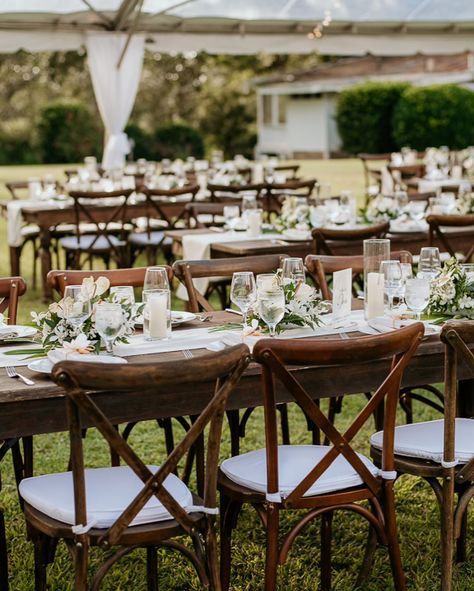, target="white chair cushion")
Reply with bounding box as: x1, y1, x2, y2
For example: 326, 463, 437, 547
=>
370, 418, 474, 464
220, 445, 379, 498
19, 465, 193, 529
